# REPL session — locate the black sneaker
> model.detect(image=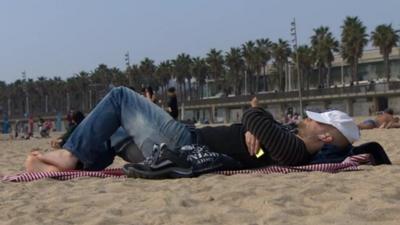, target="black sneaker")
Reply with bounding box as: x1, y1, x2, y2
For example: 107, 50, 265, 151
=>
123, 143, 241, 179
123, 143, 193, 179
